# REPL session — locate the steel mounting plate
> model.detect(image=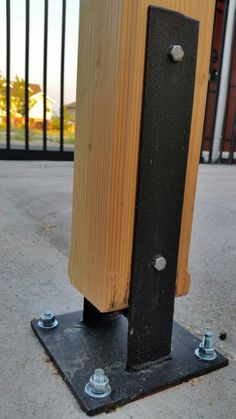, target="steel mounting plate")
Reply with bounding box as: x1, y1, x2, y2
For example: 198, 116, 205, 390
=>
31, 311, 228, 416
